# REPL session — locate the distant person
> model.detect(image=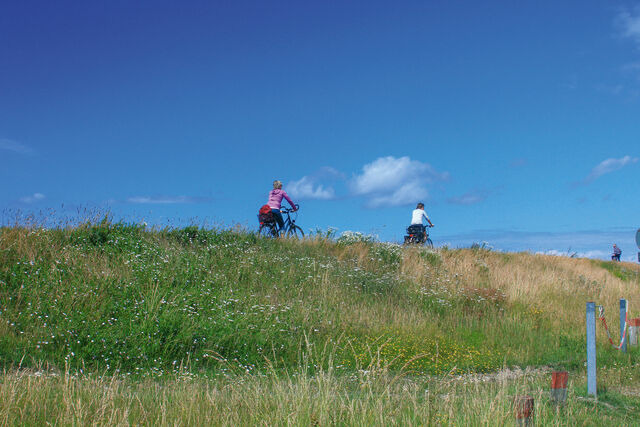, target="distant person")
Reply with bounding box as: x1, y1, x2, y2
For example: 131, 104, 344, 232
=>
267, 180, 297, 230
612, 244, 622, 262
410, 202, 434, 239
